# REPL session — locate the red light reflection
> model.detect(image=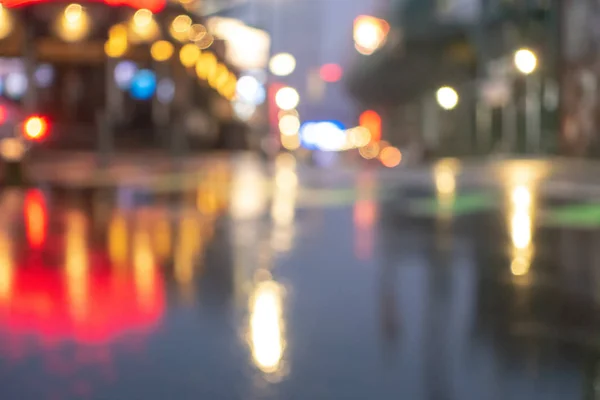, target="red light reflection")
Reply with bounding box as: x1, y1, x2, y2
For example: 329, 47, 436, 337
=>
0, 250, 165, 344
2, 0, 166, 13
24, 189, 47, 250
